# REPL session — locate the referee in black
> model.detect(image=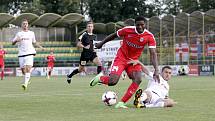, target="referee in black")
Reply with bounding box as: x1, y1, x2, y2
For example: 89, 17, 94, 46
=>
67, 21, 103, 84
